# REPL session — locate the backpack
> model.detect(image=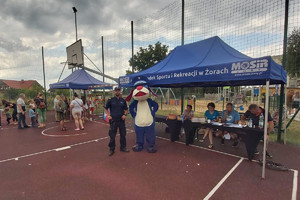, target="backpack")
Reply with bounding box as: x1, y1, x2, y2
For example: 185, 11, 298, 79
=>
39, 100, 46, 110
56, 100, 66, 113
